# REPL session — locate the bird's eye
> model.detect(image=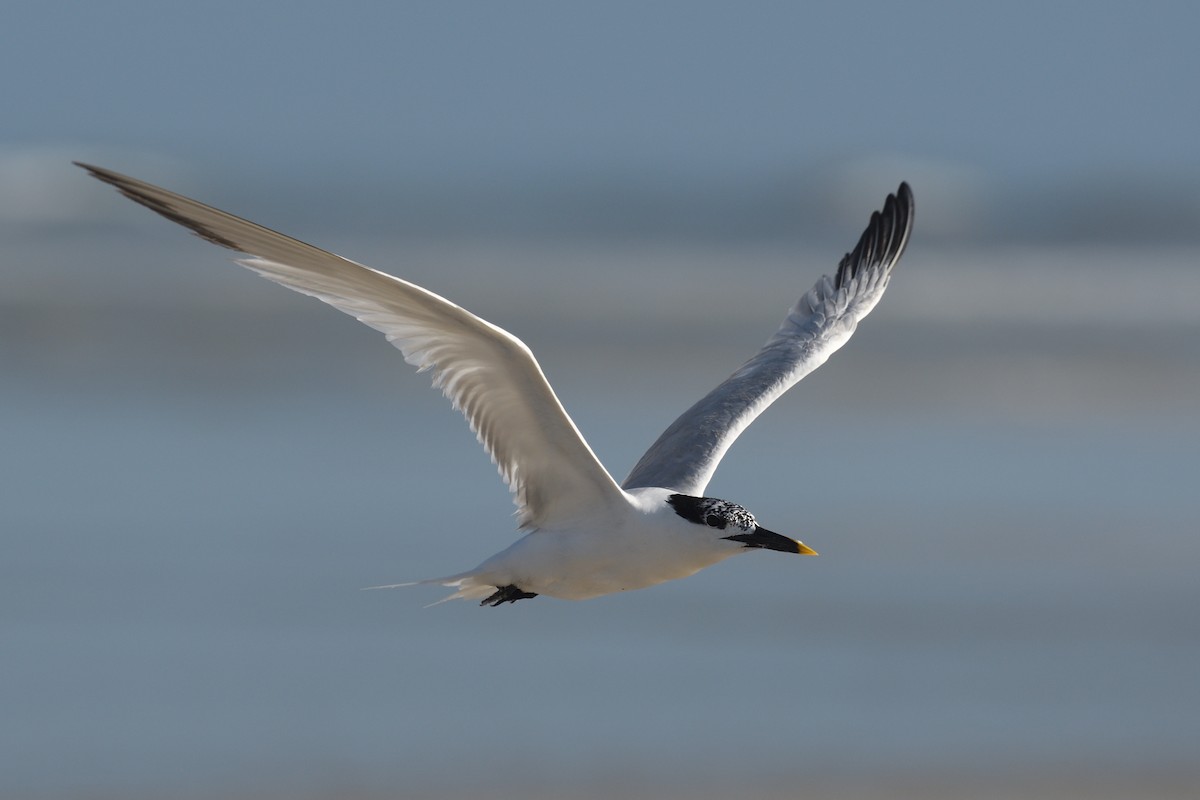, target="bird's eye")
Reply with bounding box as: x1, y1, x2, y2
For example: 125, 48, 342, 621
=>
705, 514, 726, 529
